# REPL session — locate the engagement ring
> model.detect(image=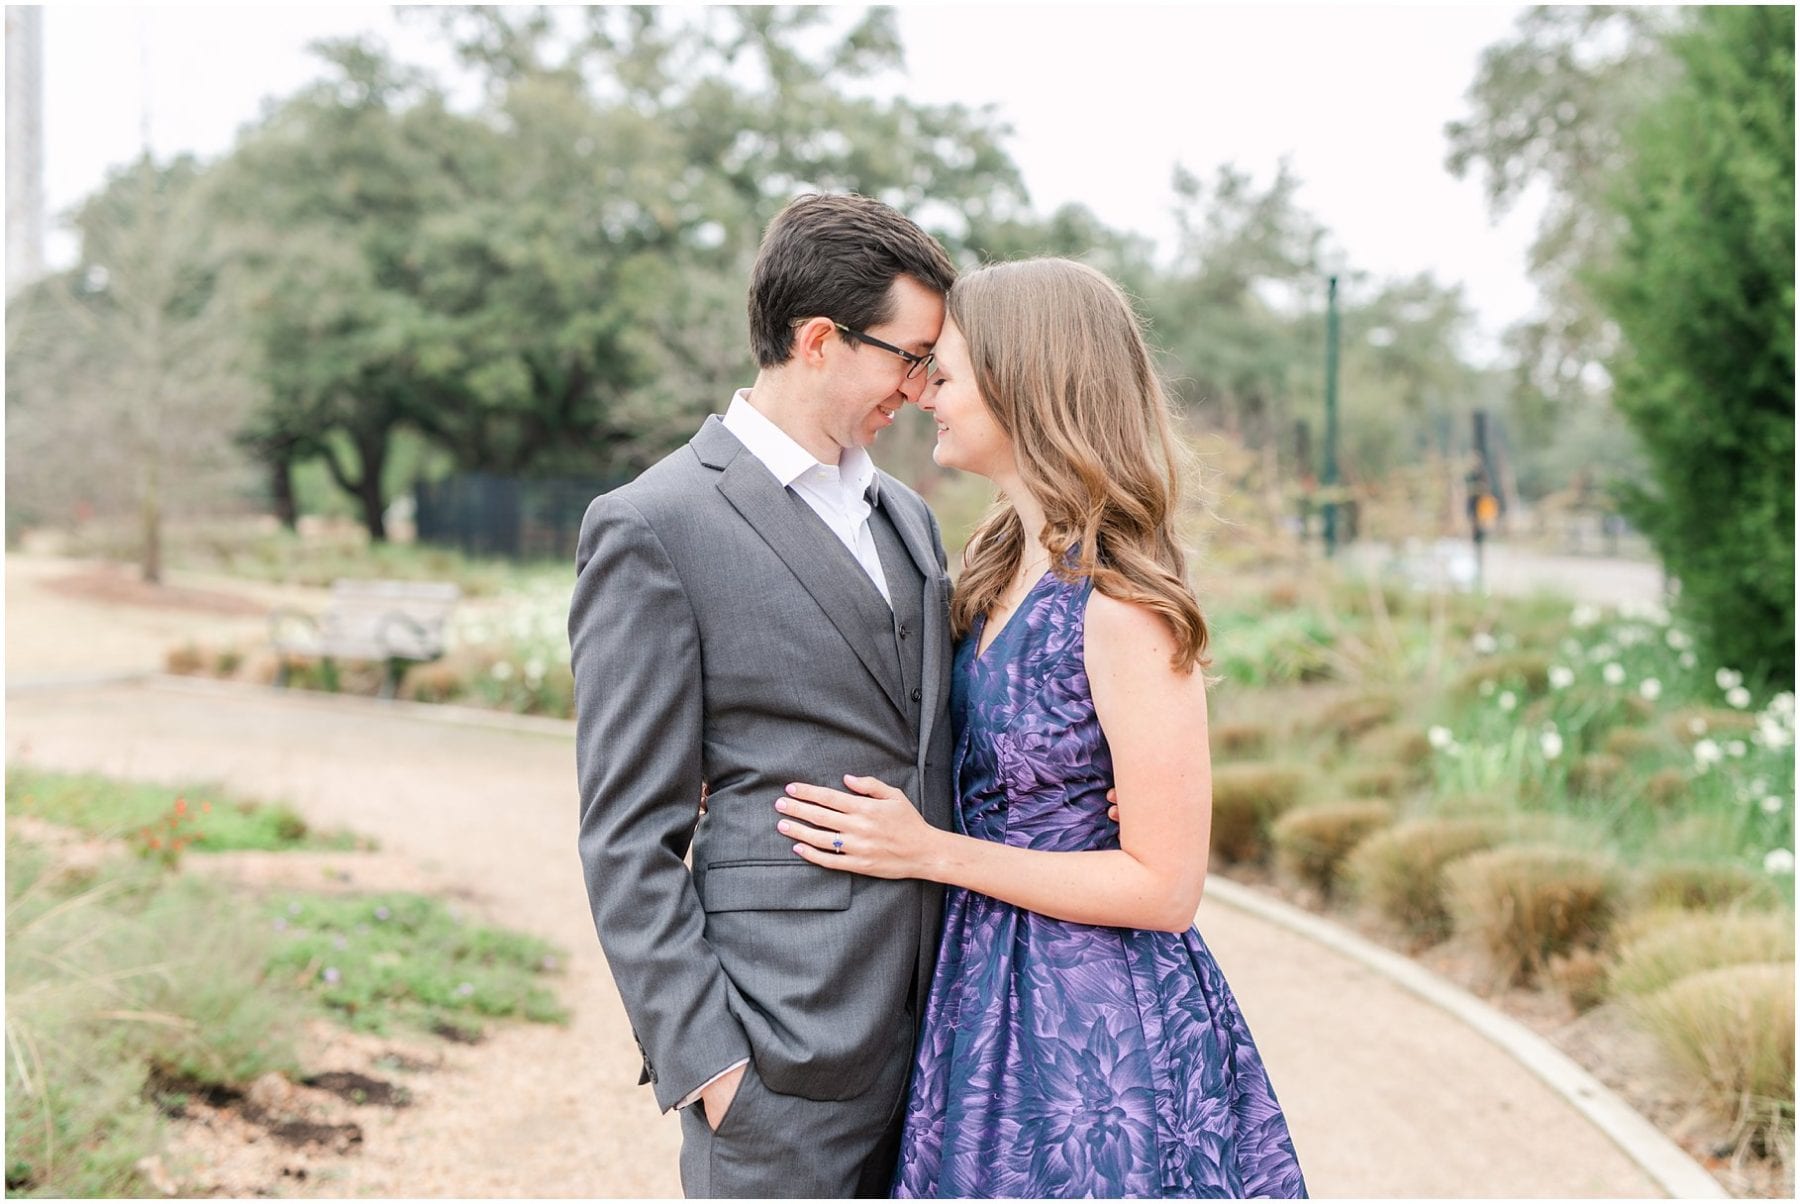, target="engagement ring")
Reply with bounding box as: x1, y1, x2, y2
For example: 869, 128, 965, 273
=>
832, 838, 845, 853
